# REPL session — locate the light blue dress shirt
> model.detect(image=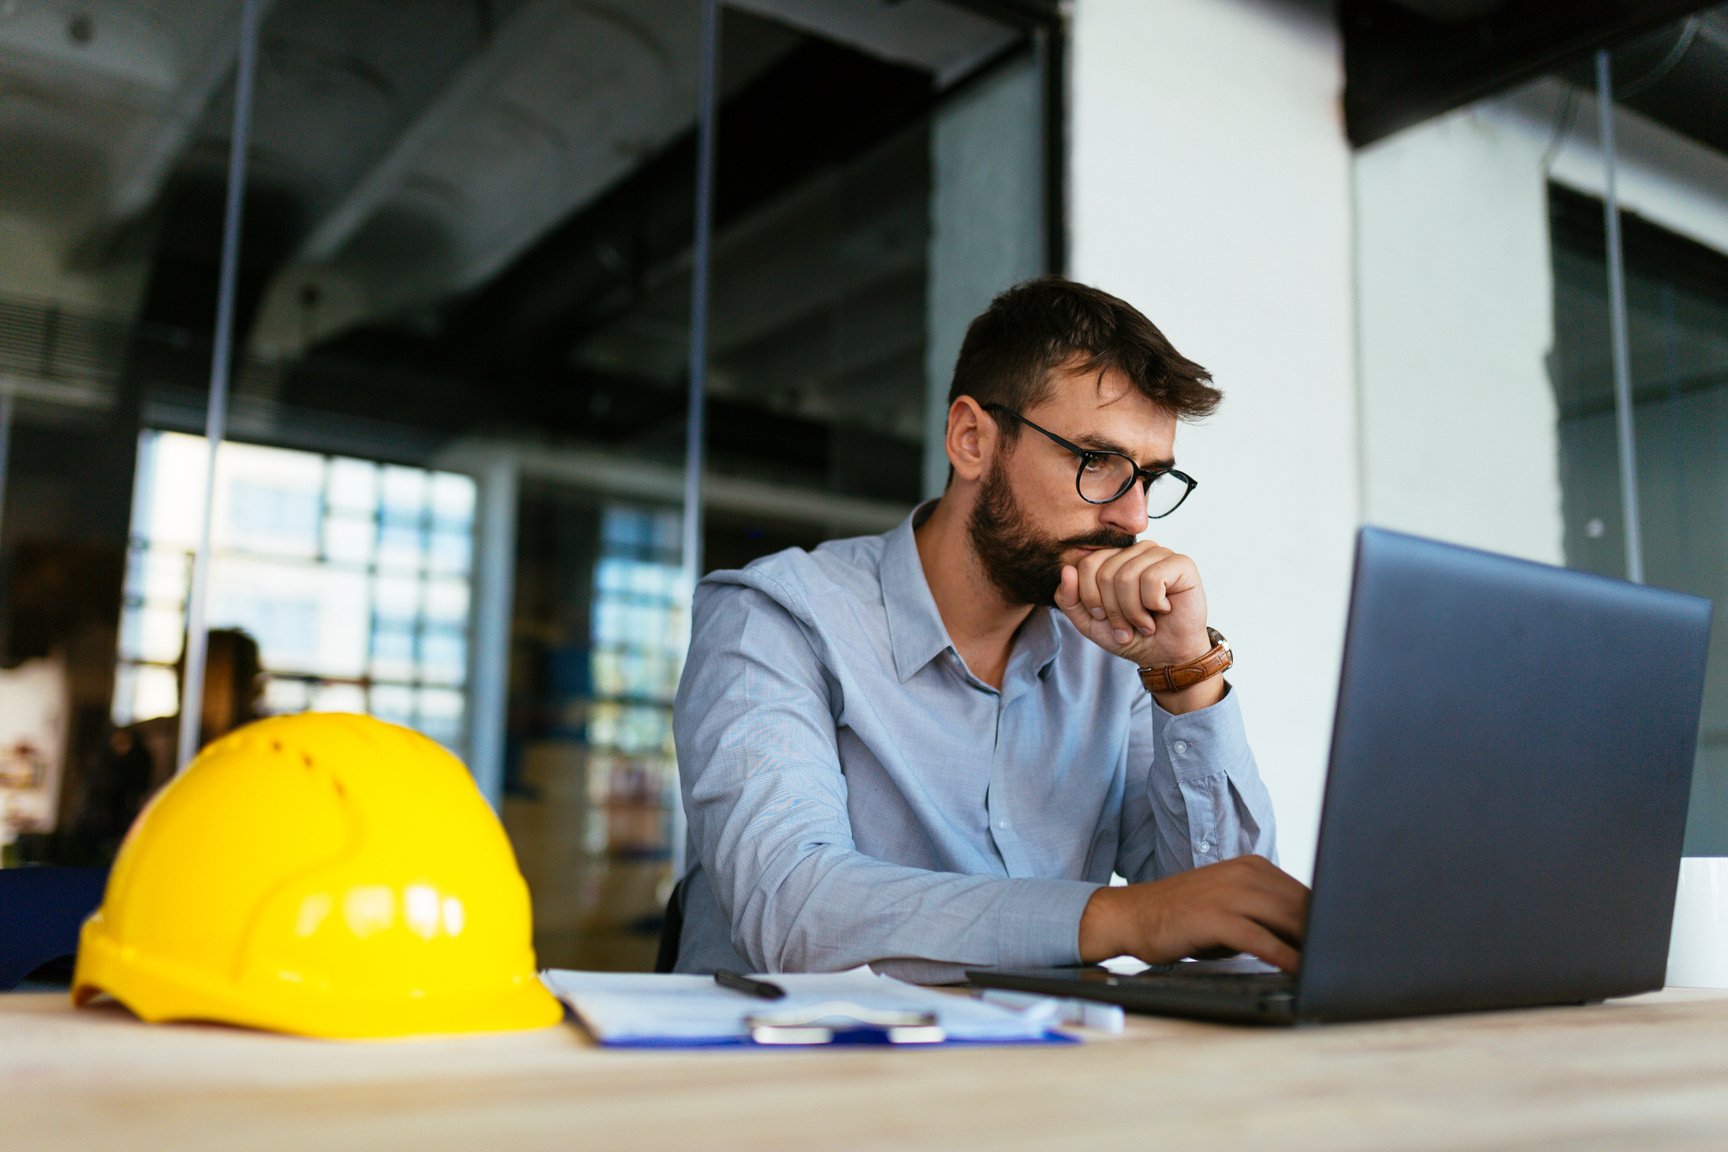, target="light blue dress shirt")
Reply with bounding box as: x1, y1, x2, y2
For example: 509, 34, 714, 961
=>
672, 503, 1277, 983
